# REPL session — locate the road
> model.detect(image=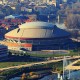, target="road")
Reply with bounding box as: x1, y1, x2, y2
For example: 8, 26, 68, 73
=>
0, 56, 80, 71
65, 59, 80, 70
71, 38, 80, 42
